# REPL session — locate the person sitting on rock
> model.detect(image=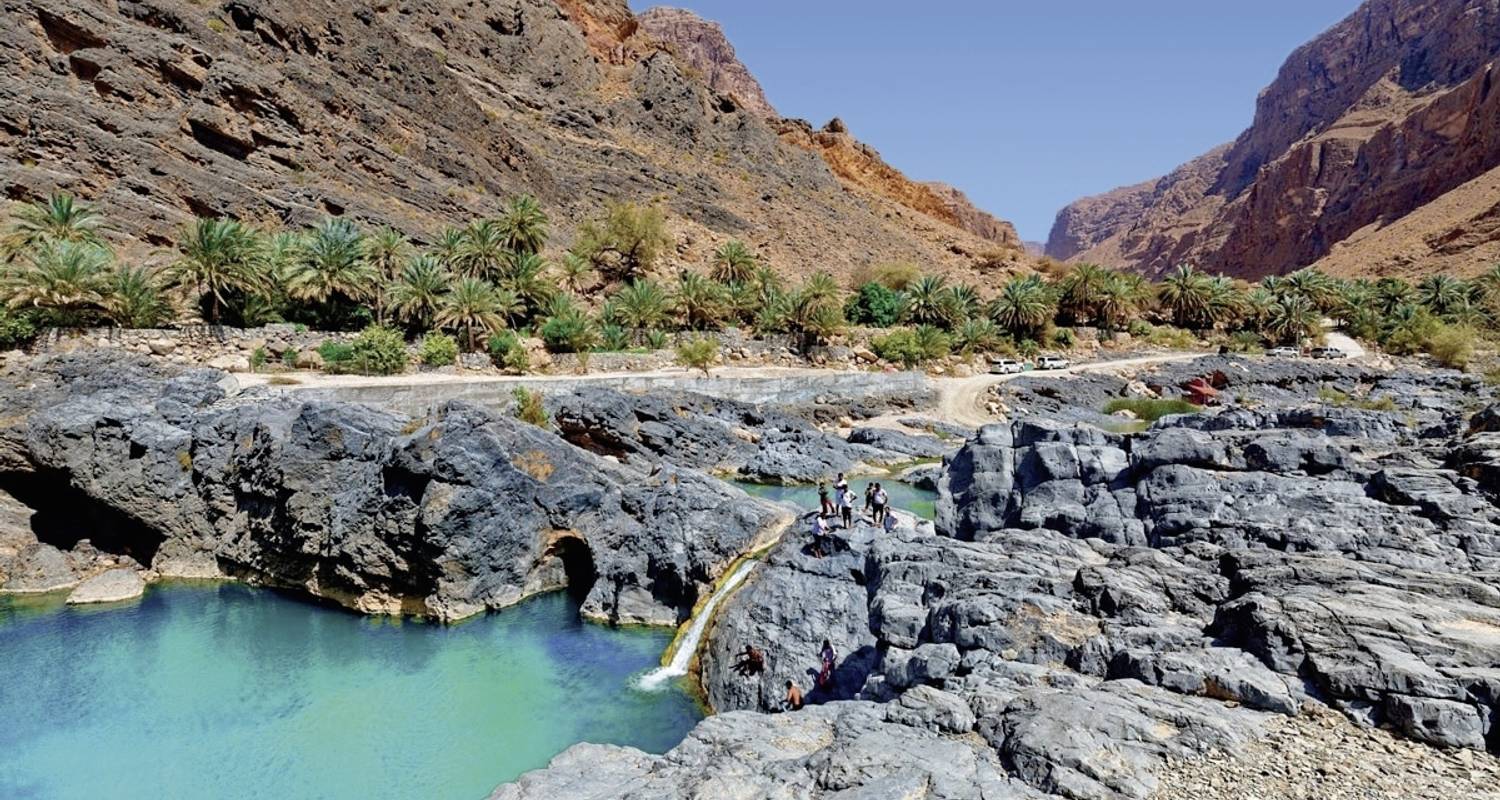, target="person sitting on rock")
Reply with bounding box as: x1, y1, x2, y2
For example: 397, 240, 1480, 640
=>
784, 680, 804, 711
732, 644, 764, 677
817, 481, 832, 517
883, 508, 897, 534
